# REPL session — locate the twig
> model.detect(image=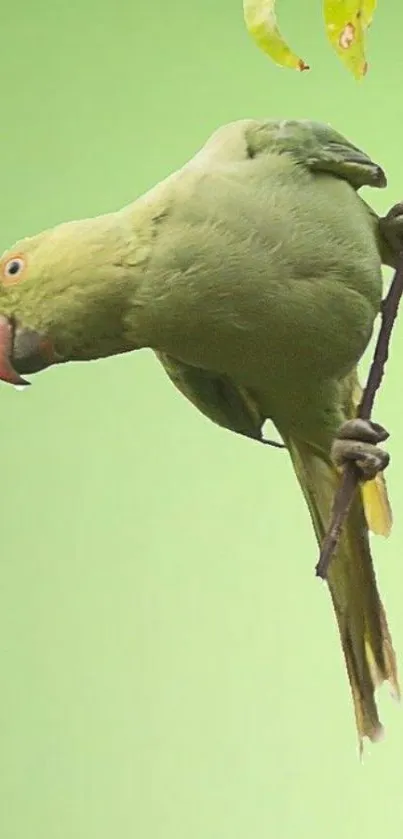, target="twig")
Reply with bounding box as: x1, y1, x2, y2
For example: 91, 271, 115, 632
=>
315, 245, 403, 580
